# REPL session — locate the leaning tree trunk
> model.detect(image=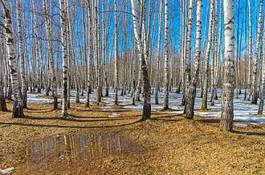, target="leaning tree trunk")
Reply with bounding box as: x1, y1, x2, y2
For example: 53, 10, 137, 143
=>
220, 0, 235, 132
184, 0, 202, 119
60, 0, 68, 118
1, 0, 24, 118
252, 0, 263, 104
131, 0, 151, 120
163, 0, 169, 110
201, 0, 215, 110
